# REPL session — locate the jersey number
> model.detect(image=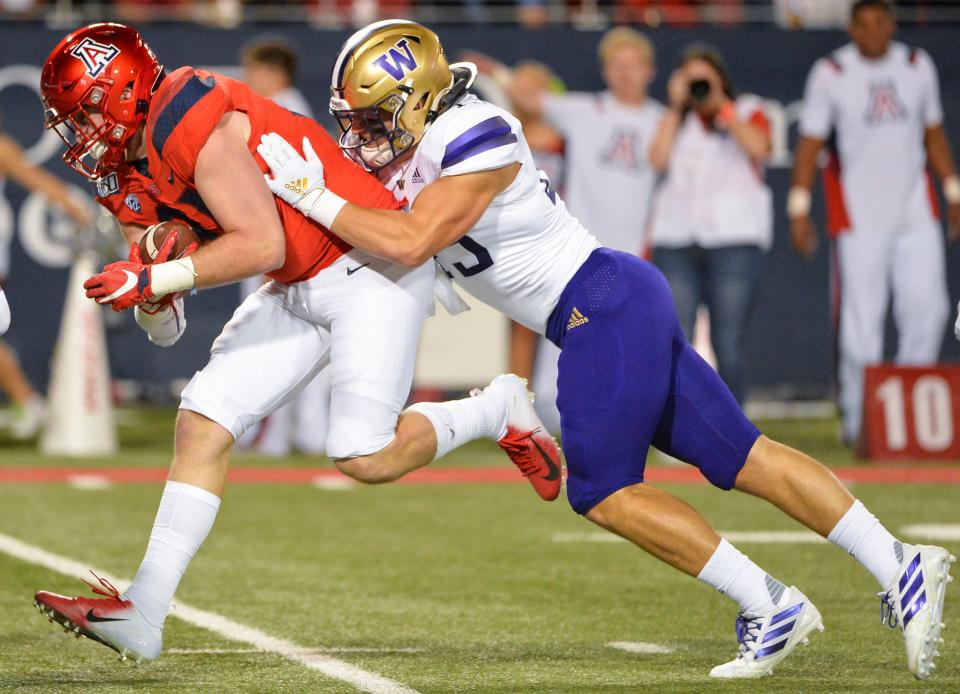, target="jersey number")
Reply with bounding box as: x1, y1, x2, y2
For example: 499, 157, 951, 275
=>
453, 235, 493, 277
540, 174, 556, 205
